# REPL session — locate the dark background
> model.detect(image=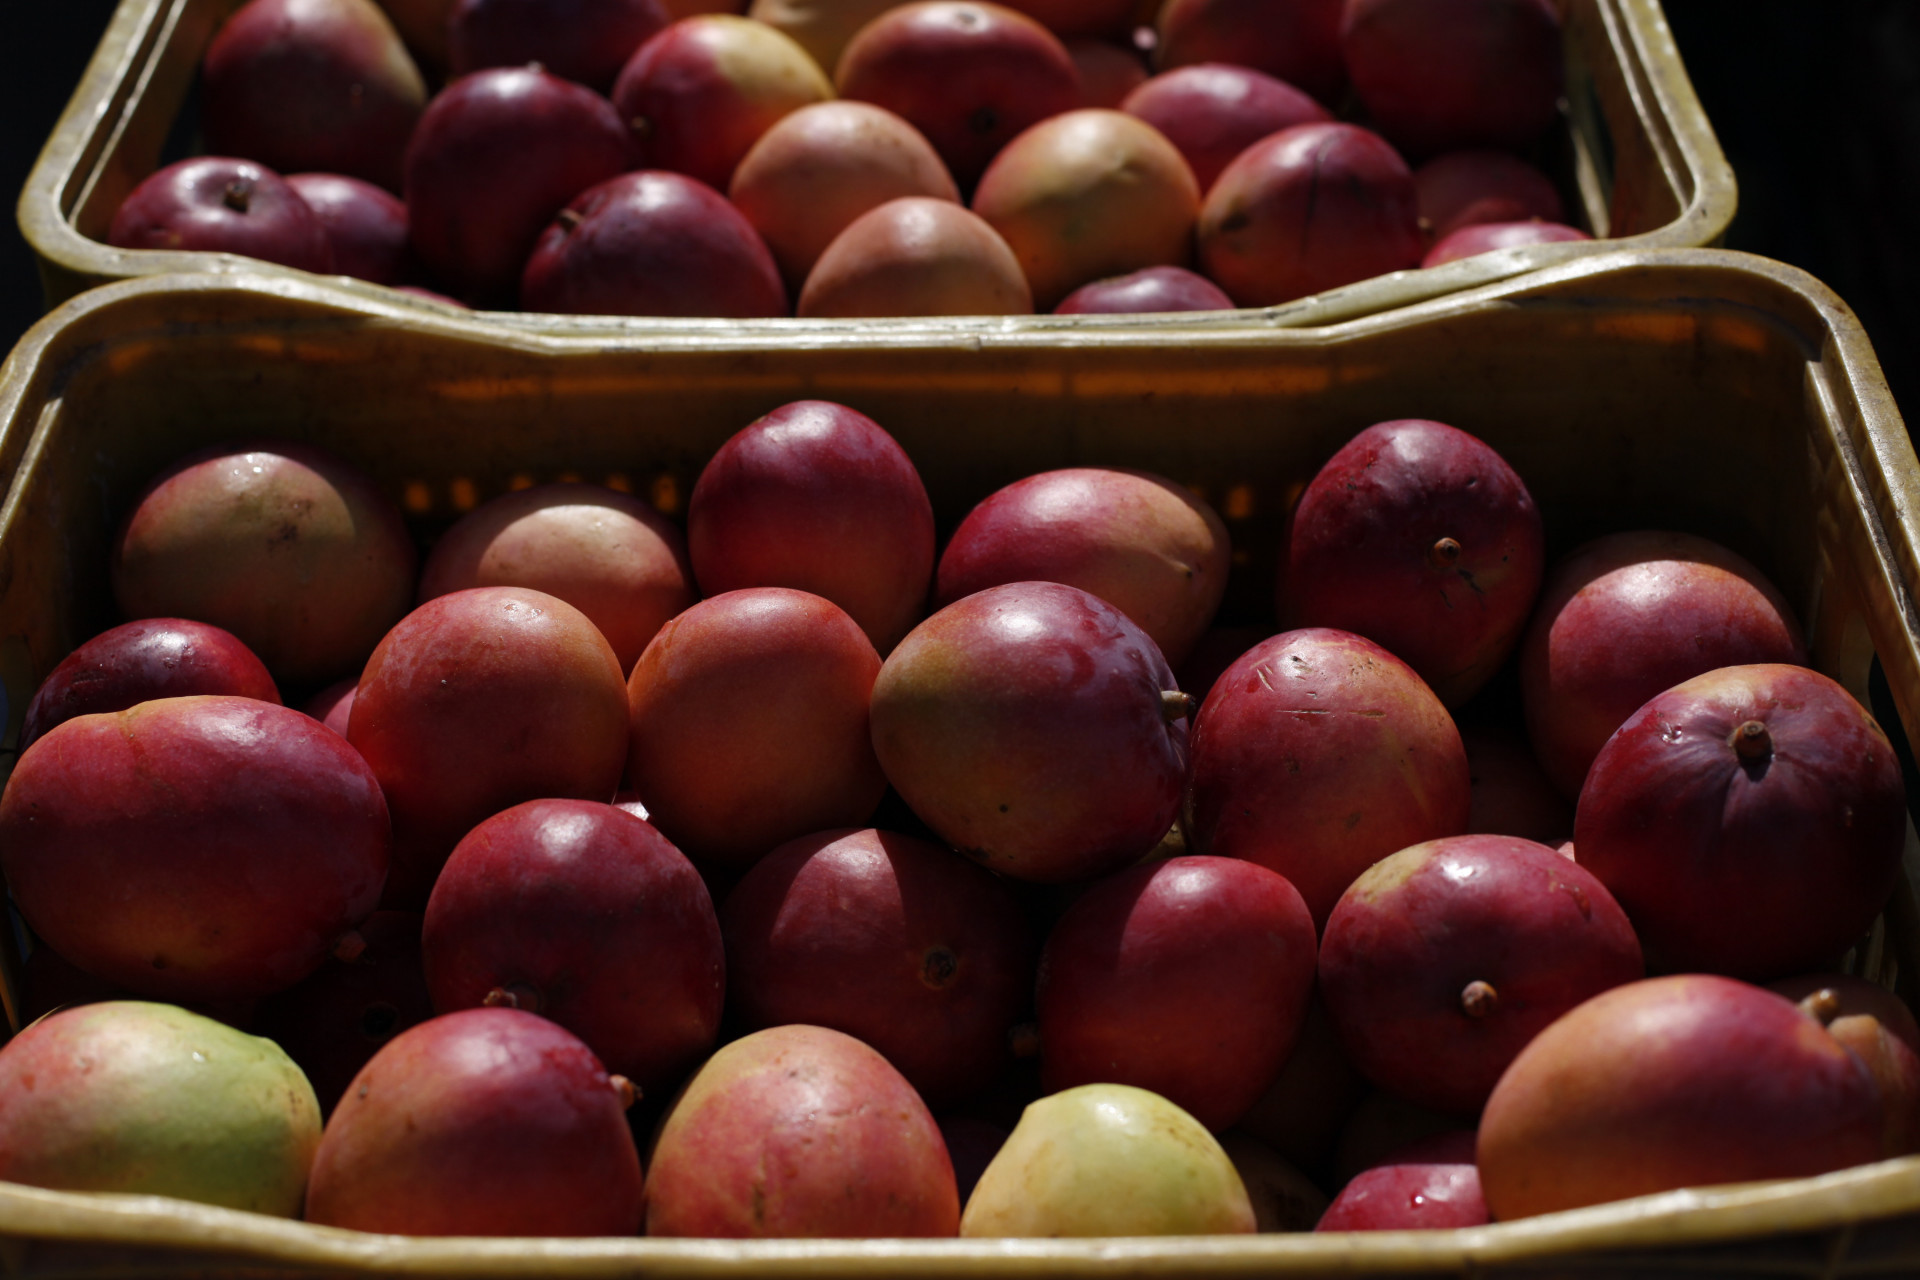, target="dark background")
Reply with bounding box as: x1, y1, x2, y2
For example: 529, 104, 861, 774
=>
3, 2, 1918, 418
4, 1, 128, 353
